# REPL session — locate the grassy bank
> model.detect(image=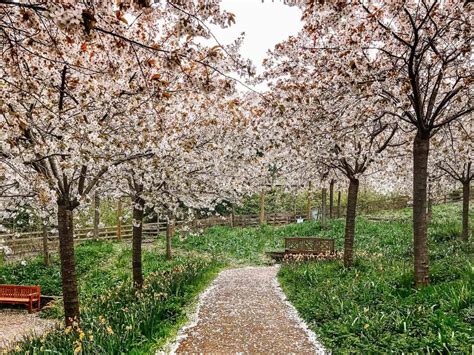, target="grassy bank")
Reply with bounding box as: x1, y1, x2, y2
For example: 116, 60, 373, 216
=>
0, 242, 222, 354
278, 203, 473, 353
1, 202, 471, 353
